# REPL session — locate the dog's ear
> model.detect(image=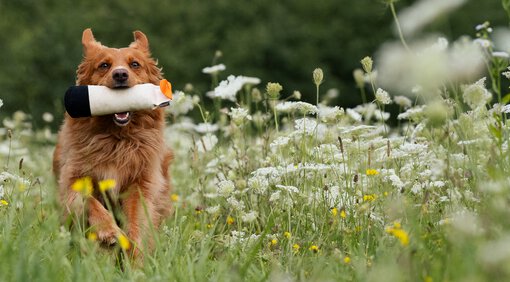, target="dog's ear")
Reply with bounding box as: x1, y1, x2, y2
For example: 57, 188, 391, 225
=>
82, 28, 102, 56
129, 31, 150, 53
